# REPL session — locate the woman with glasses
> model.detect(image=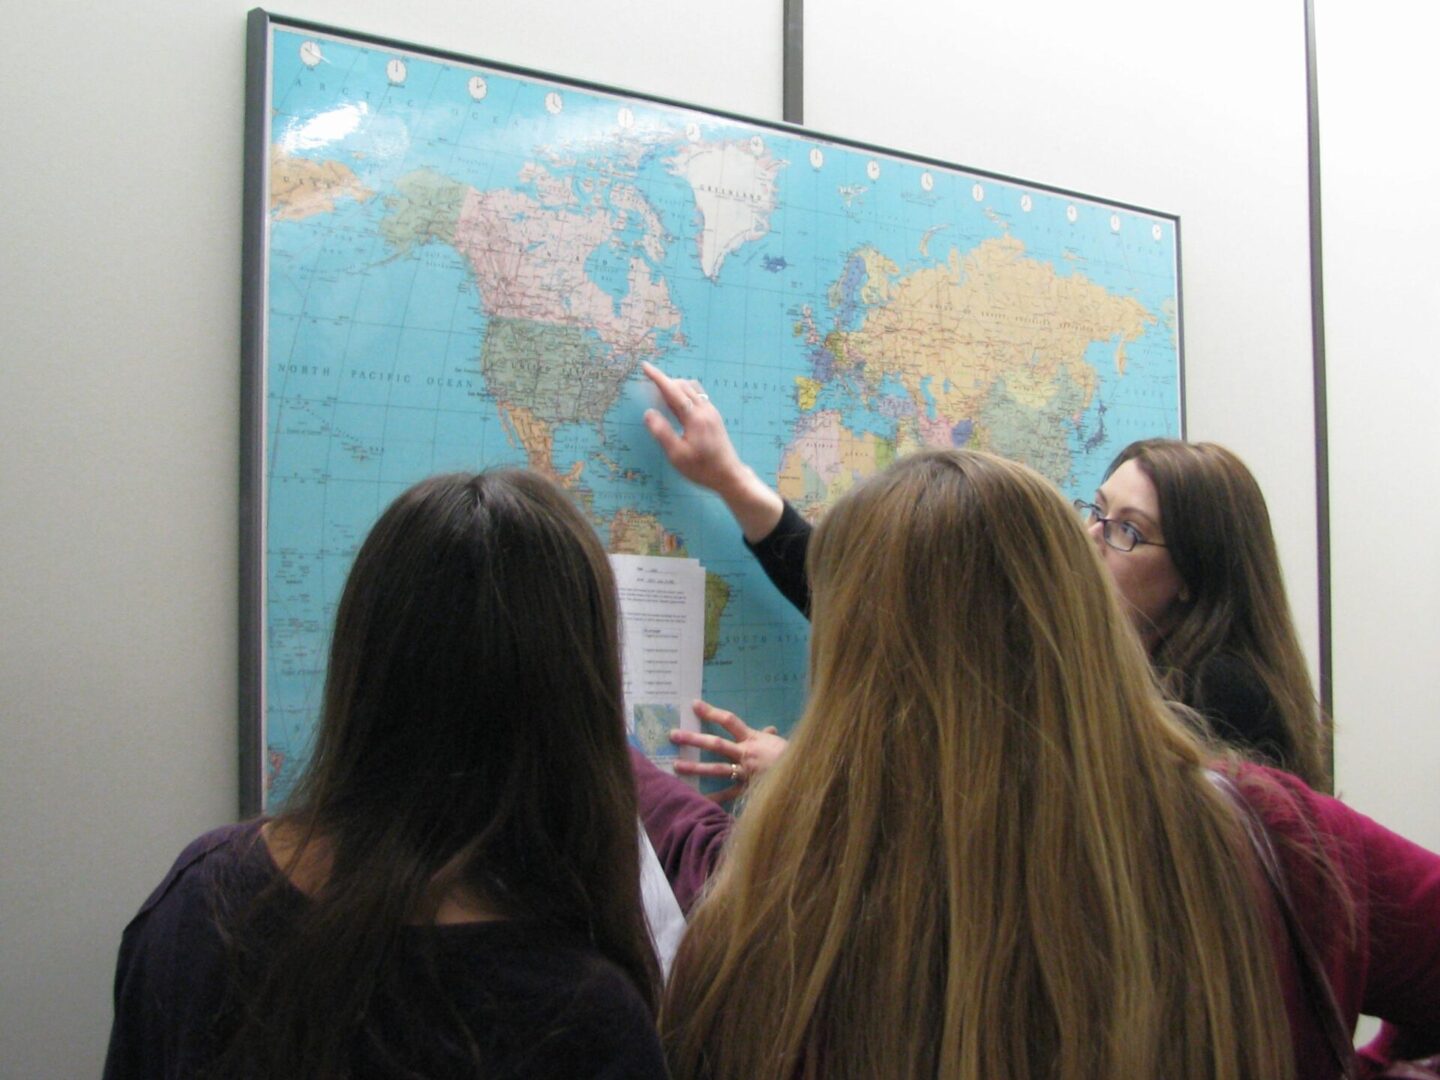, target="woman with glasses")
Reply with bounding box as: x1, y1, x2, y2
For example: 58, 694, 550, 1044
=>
640, 363, 1324, 786
659, 449, 1440, 1079
1077, 439, 1326, 786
